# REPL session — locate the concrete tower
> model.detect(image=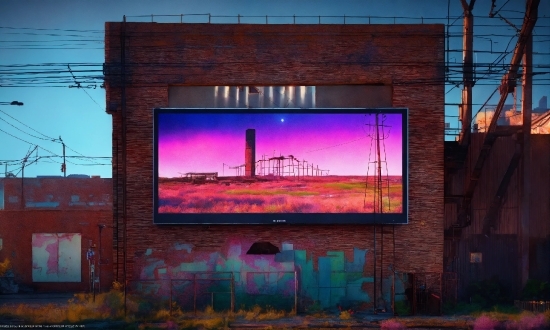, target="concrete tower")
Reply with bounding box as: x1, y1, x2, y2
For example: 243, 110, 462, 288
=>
245, 129, 256, 177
